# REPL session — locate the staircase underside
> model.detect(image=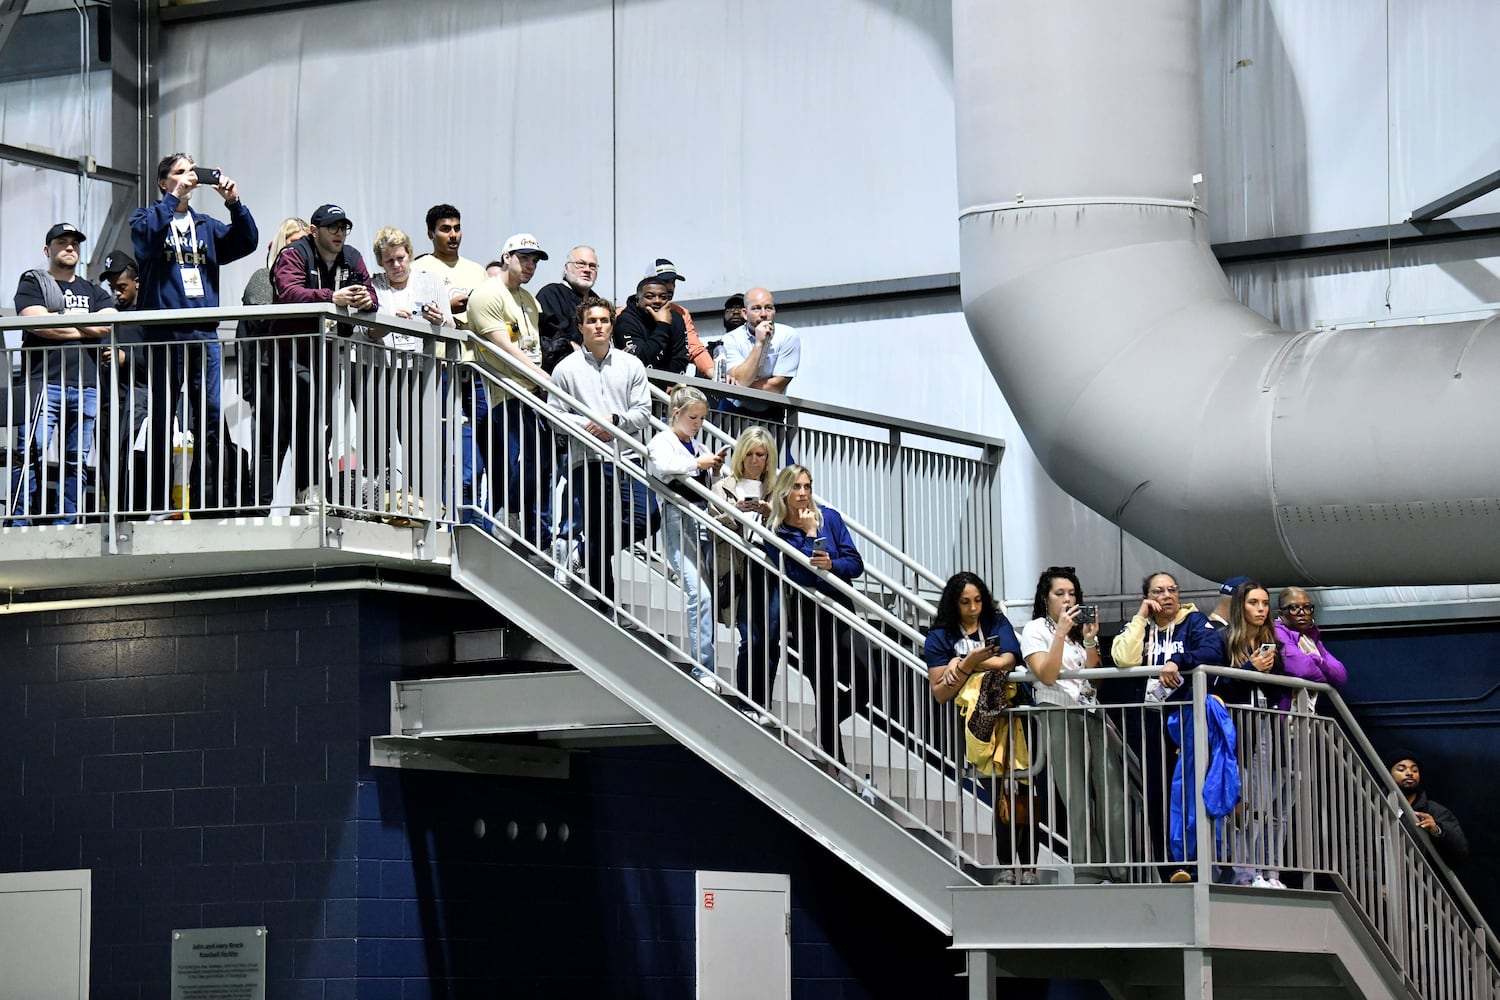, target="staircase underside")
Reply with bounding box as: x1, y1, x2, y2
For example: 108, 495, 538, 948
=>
956, 885, 1412, 1000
